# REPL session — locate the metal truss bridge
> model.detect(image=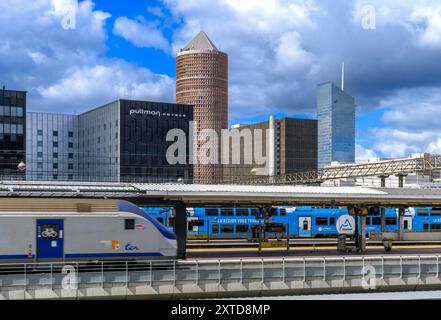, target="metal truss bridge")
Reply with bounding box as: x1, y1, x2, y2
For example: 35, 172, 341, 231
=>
234, 154, 441, 185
